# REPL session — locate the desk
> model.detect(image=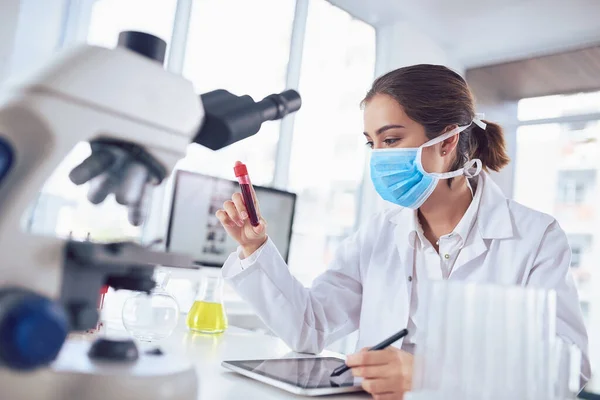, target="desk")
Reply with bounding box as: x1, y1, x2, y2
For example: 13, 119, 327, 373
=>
143, 322, 369, 400
0, 321, 368, 400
